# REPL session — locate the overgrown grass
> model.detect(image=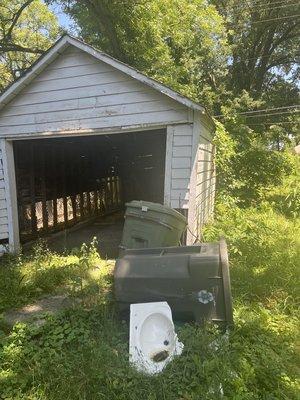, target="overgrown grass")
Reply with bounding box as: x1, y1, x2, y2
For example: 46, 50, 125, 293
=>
0, 239, 107, 312
0, 203, 299, 399
204, 199, 300, 312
